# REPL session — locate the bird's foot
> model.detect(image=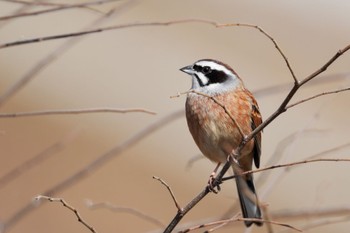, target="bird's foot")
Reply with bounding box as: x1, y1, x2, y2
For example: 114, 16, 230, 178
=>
207, 172, 221, 194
